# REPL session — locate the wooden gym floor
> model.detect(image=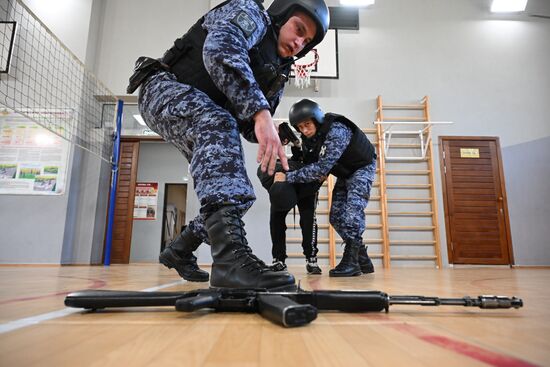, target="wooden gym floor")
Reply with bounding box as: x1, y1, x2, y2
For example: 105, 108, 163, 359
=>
0, 264, 548, 367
